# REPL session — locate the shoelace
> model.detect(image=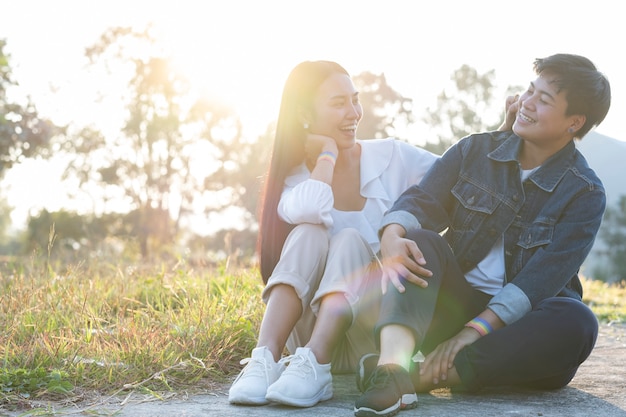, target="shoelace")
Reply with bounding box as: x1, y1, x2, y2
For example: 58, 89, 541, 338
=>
278, 352, 318, 380
233, 356, 272, 385
366, 365, 392, 390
